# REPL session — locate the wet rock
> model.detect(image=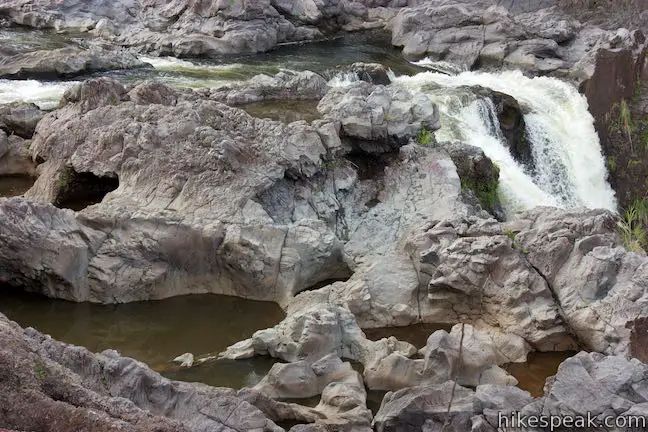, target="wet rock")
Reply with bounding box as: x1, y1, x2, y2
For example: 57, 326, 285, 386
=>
0, 101, 45, 139
443, 141, 505, 220
0, 312, 282, 432
343, 62, 392, 85
0, 46, 150, 79
318, 81, 440, 154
